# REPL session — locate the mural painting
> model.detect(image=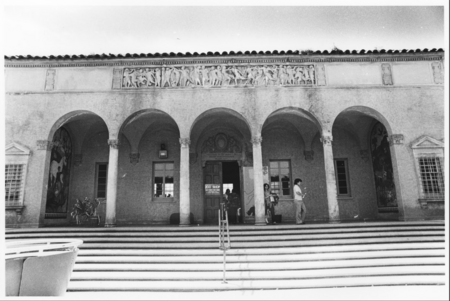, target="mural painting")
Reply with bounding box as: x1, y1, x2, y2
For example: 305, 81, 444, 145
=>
45, 127, 72, 214
370, 122, 398, 208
